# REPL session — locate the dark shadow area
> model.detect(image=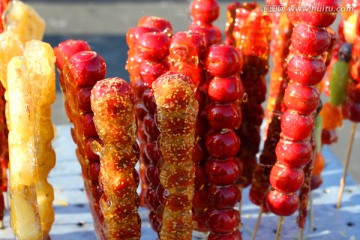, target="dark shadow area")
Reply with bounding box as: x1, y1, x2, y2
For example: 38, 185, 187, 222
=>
44, 34, 129, 92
